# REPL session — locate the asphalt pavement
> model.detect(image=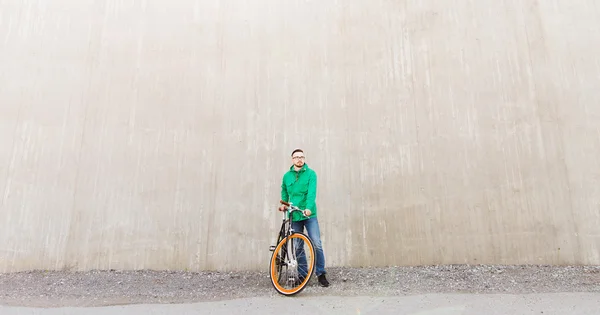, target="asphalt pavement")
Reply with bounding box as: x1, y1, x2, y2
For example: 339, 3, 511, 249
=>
1, 293, 599, 315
